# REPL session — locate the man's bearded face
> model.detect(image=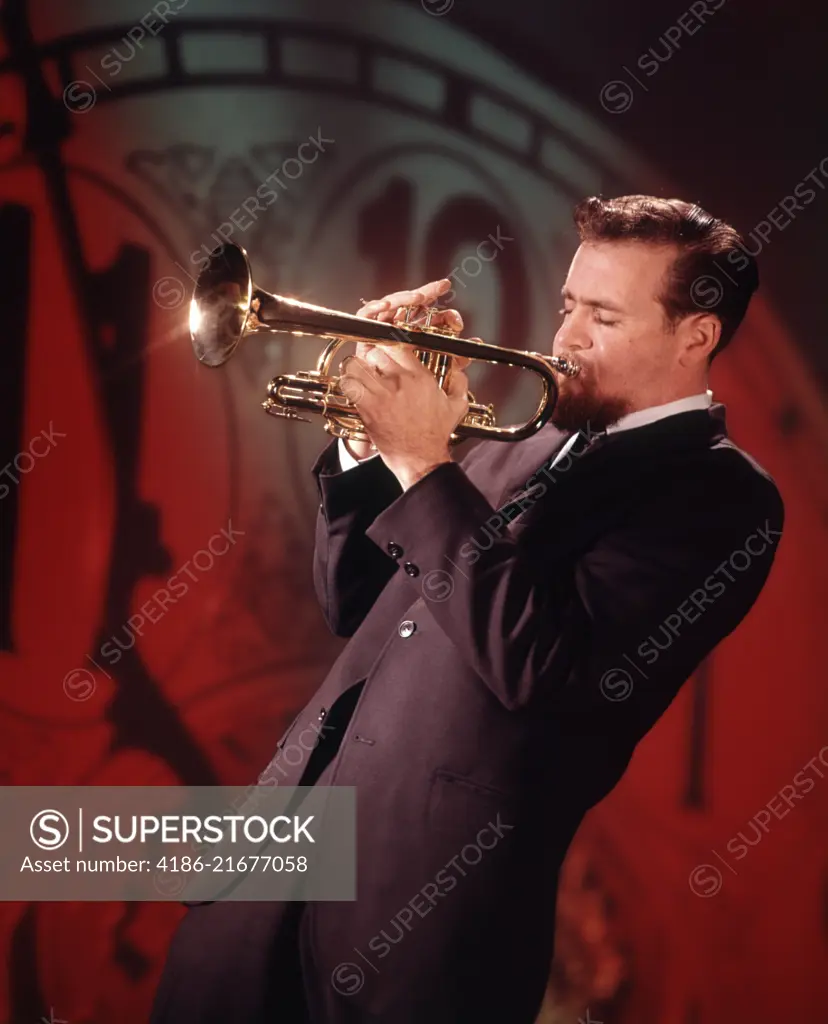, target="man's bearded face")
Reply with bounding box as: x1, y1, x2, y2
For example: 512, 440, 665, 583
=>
550, 240, 689, 434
